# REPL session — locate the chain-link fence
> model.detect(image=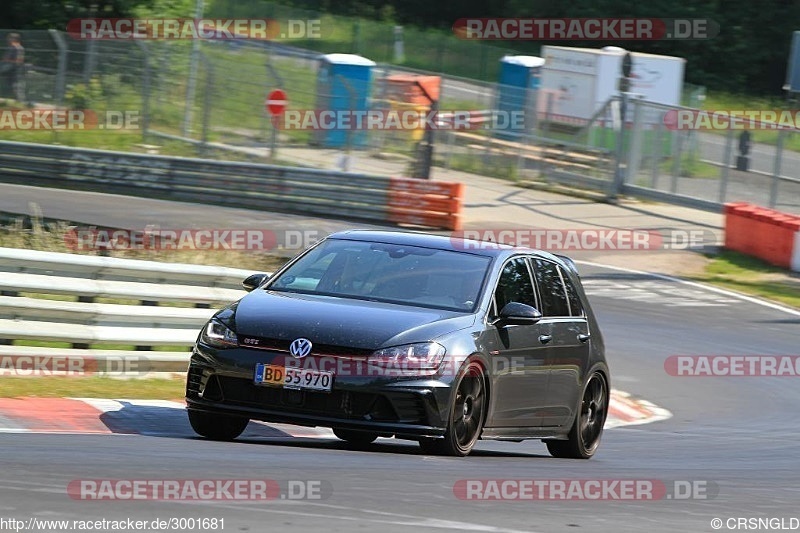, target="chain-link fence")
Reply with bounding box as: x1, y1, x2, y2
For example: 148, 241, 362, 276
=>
0, 29, 149, 128
607, 99, 800, 214
2, 28, 799, 215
